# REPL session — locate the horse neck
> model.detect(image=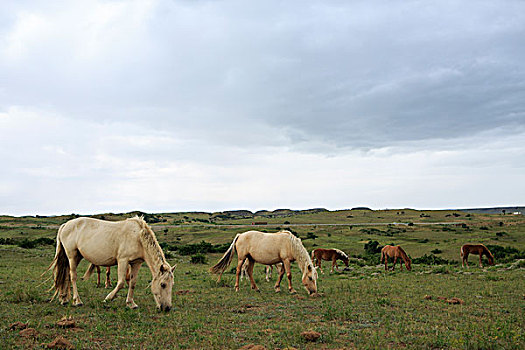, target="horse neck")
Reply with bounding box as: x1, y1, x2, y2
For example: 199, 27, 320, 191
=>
397, 247, 409, 261
139, 228, 167, 274
482, 246, 494, 260
289, 236, 312, 274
